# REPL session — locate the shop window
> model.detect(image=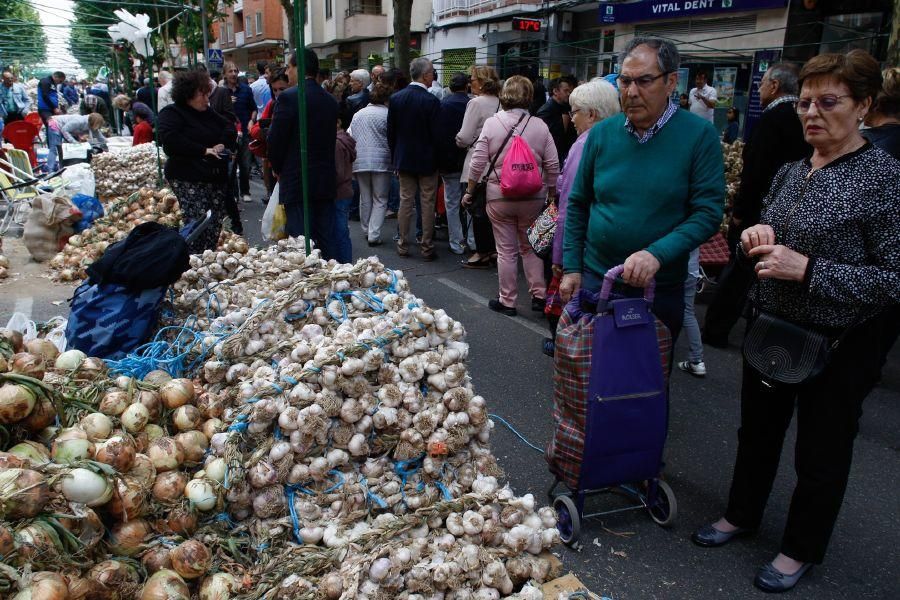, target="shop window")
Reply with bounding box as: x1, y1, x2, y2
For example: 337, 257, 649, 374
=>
441, 48, 476, 86
256, 12, 263, 37
820, 13, 884, 56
